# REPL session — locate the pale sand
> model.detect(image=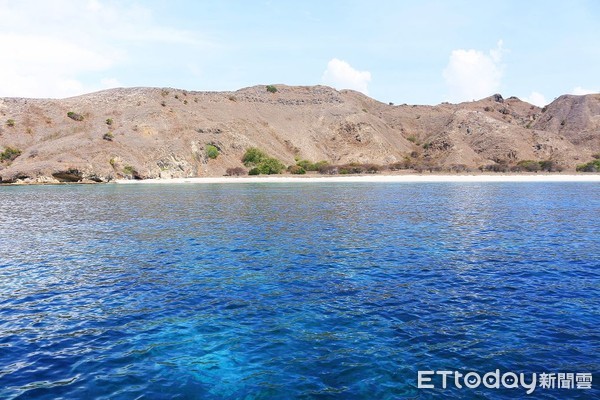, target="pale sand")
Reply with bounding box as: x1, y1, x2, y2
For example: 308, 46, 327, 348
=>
115, 174, 600, 184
